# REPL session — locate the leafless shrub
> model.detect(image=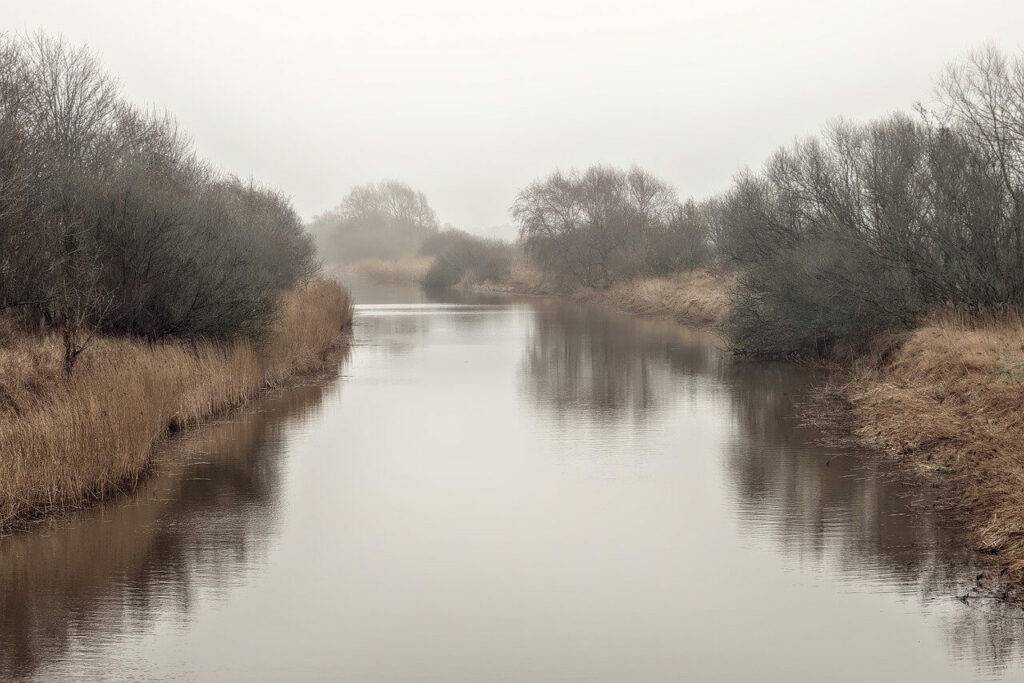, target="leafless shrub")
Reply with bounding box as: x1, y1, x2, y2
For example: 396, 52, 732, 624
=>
717, 48, 1024, 356
419, 229, 513, 289
0, 32, 317, 360
512, 165, 709, 289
